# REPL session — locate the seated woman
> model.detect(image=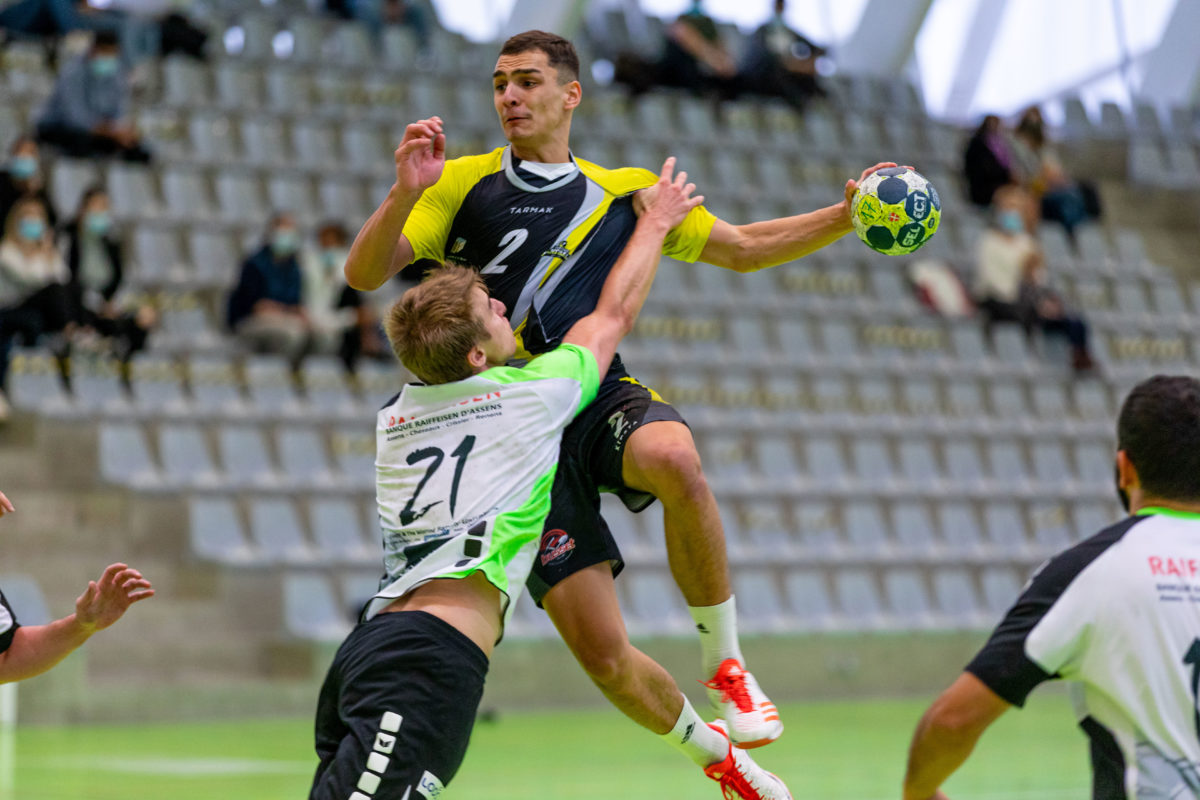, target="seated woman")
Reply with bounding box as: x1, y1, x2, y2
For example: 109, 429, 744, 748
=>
63, 185, 156, 366
973, 185, 1095, 372
0, 195, 72, 411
